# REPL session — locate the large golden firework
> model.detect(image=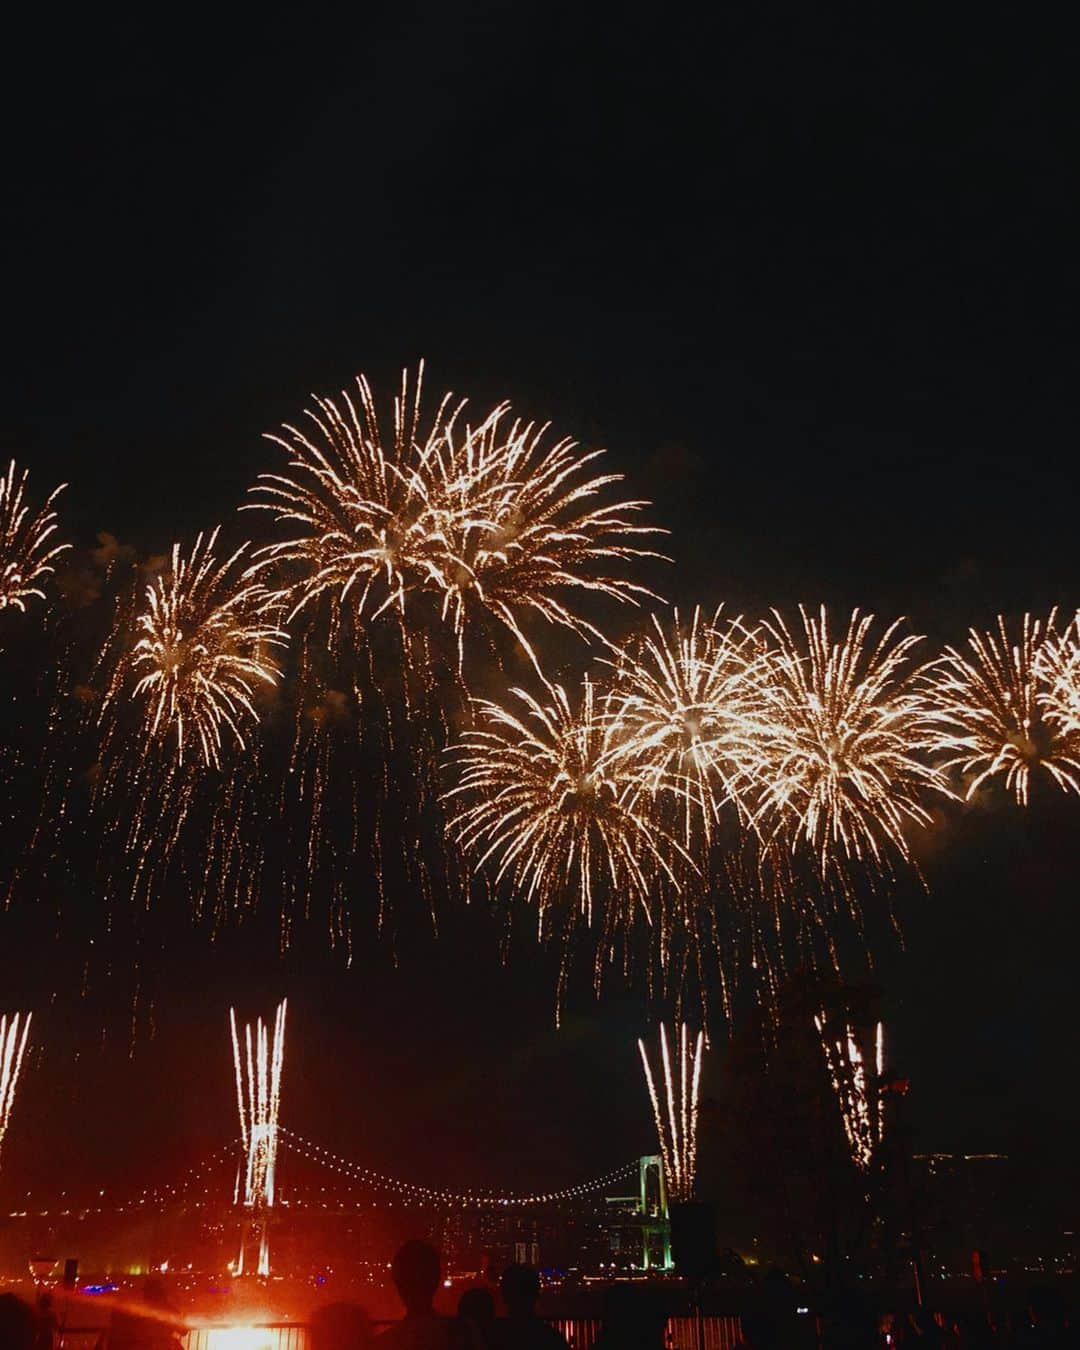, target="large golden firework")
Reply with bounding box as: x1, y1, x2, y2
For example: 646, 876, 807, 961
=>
418, 405, 663, 665
0, 460, 69, 614
748, 607, 946, 871
444, 674, 688, 938
248, 366, 464, 632
108, 529, 287, 769
247, 366, 662, 669
923, 611, 1080, 804
605, 607, 764, 848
